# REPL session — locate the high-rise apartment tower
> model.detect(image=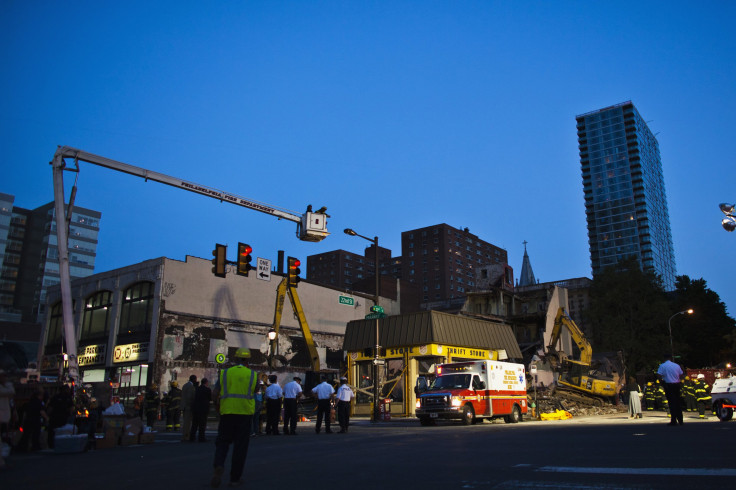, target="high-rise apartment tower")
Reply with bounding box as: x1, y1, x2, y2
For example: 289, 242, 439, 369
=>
576, 101, 676, 290
0, 193, 101, 323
